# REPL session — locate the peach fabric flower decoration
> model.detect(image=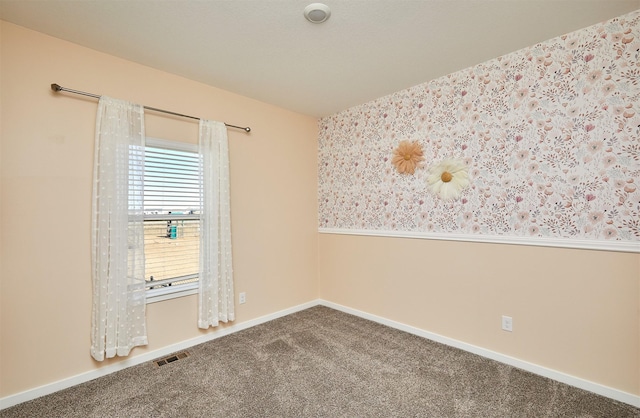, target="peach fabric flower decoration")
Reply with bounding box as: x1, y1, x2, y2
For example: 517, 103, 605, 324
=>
427, 158, 470, 201
392, 140, 424, 174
